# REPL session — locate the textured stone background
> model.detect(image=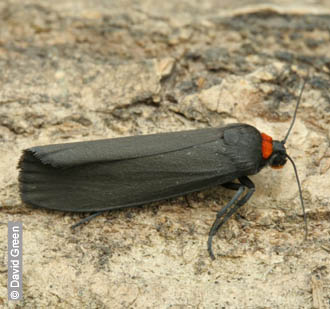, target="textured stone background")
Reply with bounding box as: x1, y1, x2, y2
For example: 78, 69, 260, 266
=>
1, 1, 330, 308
